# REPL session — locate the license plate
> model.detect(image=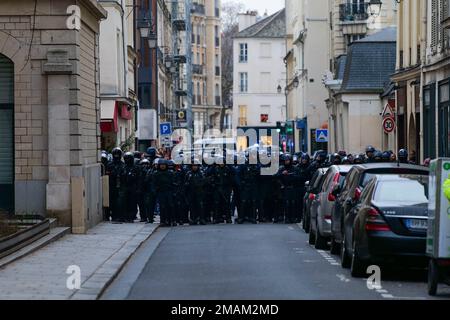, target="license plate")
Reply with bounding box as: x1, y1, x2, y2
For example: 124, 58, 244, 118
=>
405, 219, 428, 230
